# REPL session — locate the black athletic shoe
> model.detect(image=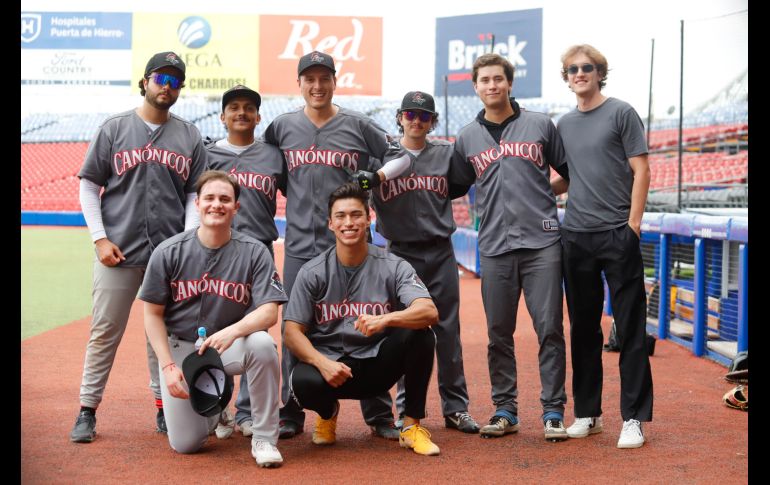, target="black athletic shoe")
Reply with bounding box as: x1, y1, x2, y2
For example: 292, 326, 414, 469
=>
444, 411, 481, 433
70, 411, 96, 443
278, 419, 303, 439
156, 409, 167, 434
